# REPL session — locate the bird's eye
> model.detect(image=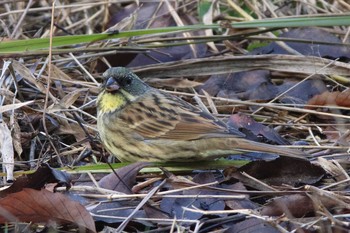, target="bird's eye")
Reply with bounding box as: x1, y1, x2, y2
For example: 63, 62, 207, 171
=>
126, 78, 132, 85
